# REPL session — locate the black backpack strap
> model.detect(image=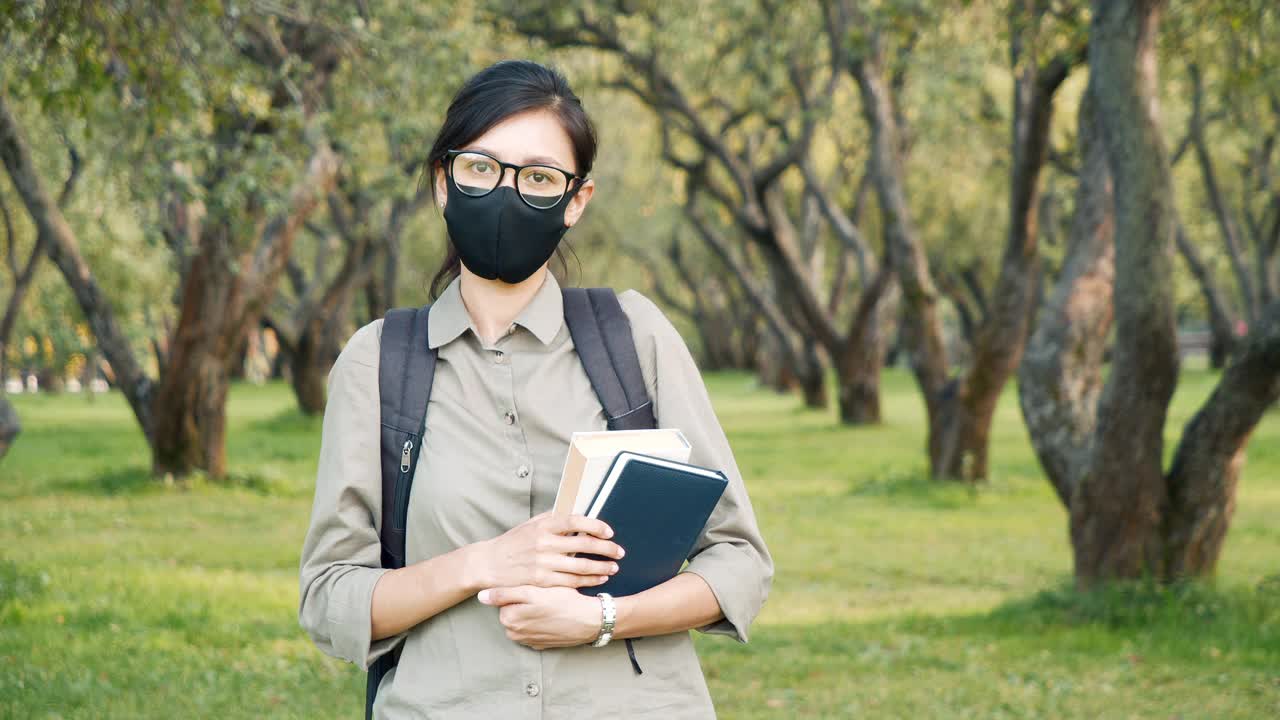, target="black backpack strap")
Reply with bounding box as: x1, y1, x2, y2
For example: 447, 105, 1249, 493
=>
562, 287, 657, 431
368, 304, 435, 720
562, 287, 656, 675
